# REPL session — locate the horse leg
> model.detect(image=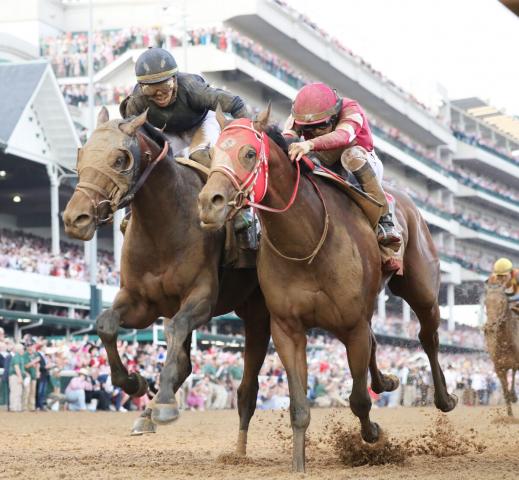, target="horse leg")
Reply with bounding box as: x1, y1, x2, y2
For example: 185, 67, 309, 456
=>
389, 275, 457, 413
369, 330, 399, 394
131, 397, 157, 436
152, 290, 213, 425
511, 369, 518, 403
96, 308, 149, 397
497, 369, 513, 416
340, 323, 380, 443
234, 292, 271, 456
271, 317, 309, 473
414, 303, 457, 412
